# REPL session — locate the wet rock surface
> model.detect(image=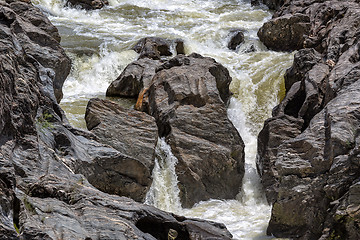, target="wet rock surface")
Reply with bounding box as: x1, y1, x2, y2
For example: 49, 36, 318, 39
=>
106, 51, 244, 208
257, 13, 310, 51
85, 98, 158, 202
0, 2, 234, 239
0, 0, 71, 103
258, 0, 360, 239
106, 58, 162, 98
227, 29, 245, 50
146, 54, 245, 208
132, 37, 185, 60
66, 0, 109, 10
